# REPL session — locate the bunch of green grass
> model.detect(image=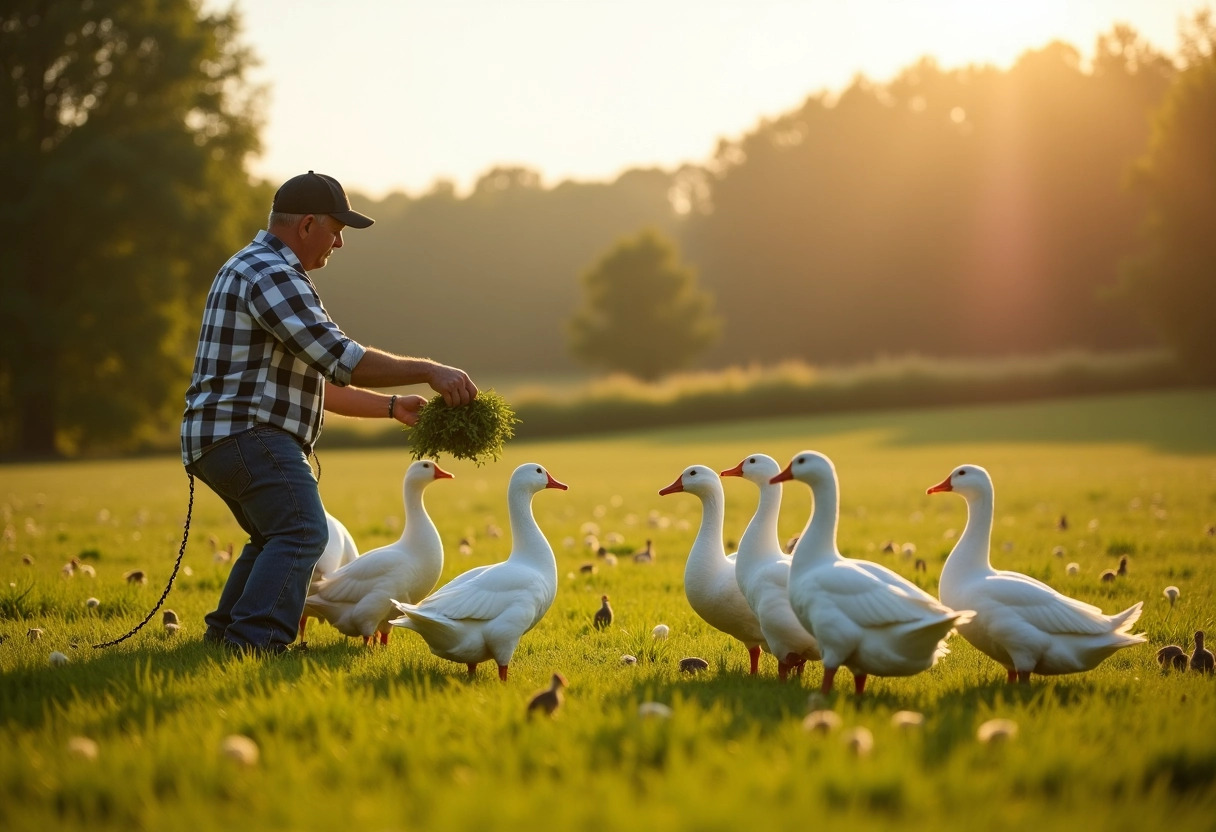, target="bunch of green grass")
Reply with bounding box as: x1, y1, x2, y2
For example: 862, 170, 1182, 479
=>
403, 388, 519, 466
